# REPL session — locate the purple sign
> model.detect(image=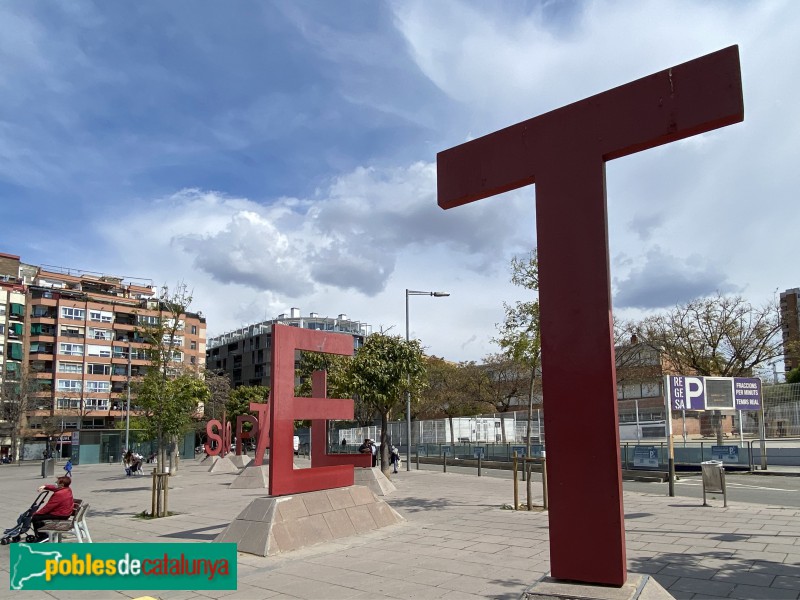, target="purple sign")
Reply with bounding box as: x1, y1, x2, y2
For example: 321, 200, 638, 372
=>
668, 376, 705, 411
668, 376, 762, 411
734, 377, 762, 411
